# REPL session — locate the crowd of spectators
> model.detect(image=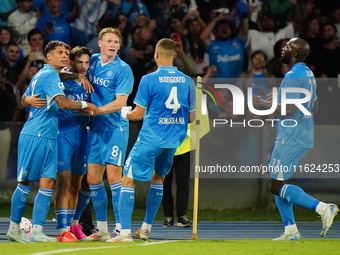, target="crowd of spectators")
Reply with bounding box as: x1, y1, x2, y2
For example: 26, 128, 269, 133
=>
1, 0, 340, 127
